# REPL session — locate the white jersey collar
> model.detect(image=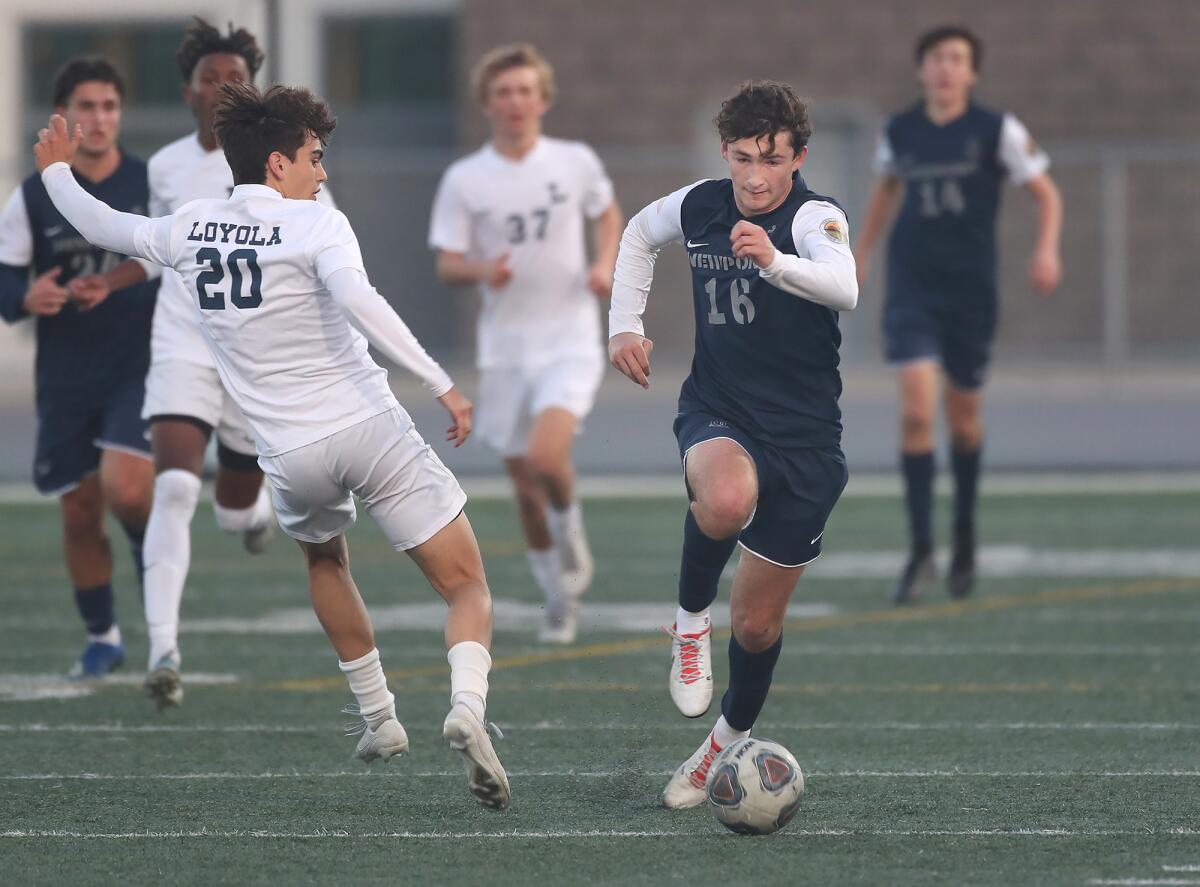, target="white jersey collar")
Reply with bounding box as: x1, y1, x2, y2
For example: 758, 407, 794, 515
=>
231, 184, 285, 201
